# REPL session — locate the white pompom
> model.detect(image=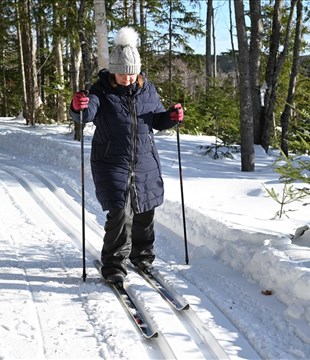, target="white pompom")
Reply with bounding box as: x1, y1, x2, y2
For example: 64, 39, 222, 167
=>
114, 27, 139, 47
